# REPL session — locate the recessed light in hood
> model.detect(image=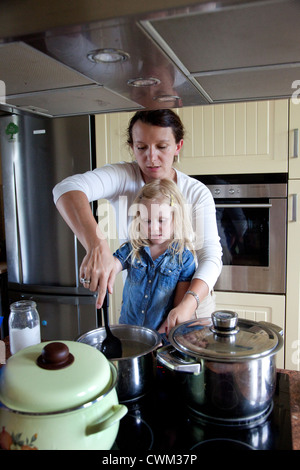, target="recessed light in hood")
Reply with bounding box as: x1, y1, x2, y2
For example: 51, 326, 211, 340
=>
153, 94, 181, 103
127, 77, 161, 87
87, 48, 130, 63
